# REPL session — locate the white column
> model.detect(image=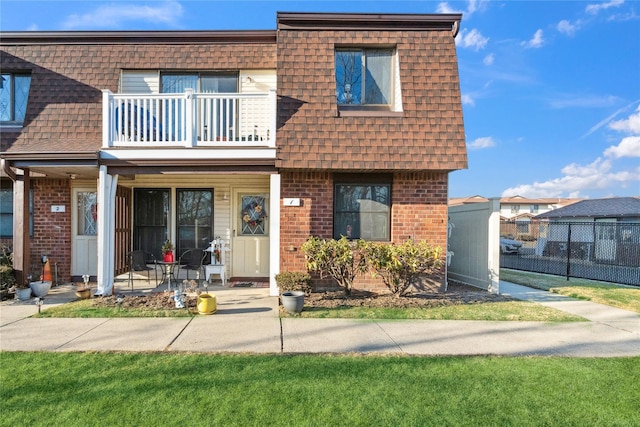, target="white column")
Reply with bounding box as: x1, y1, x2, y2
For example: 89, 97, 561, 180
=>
102, 90, 112, 148
269, 173, 281, 296
96, 165, 118, 296
487, 198, 501, 294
